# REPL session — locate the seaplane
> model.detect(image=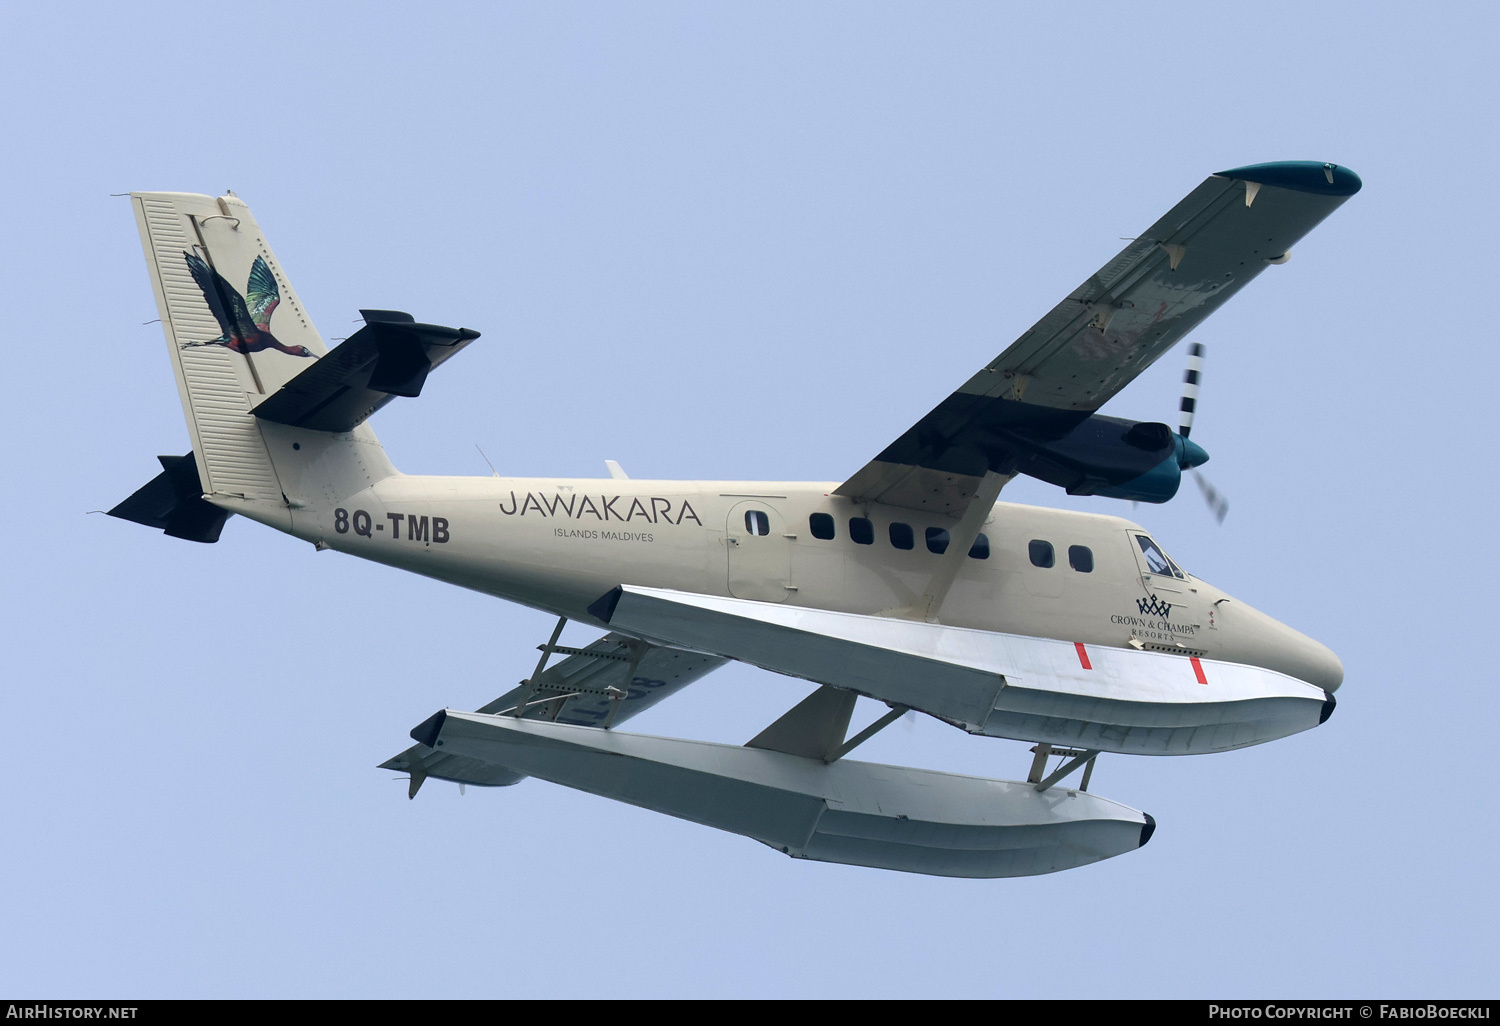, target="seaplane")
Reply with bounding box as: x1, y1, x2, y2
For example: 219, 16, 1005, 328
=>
110, 161, 1361, 878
